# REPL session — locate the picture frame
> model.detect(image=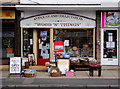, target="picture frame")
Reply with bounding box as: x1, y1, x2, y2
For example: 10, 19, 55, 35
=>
28, 53, 35, 62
